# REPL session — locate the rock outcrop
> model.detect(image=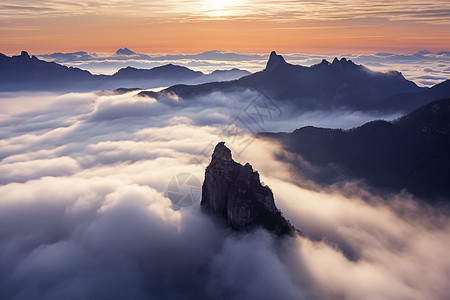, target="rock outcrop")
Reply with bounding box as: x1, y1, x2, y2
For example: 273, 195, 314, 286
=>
201, 142, 295, 235
264, 51, 289, 72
